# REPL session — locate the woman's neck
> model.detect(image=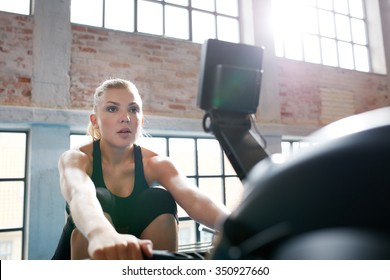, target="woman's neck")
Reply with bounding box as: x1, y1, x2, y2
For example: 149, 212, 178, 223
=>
99, 139, 134, 165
